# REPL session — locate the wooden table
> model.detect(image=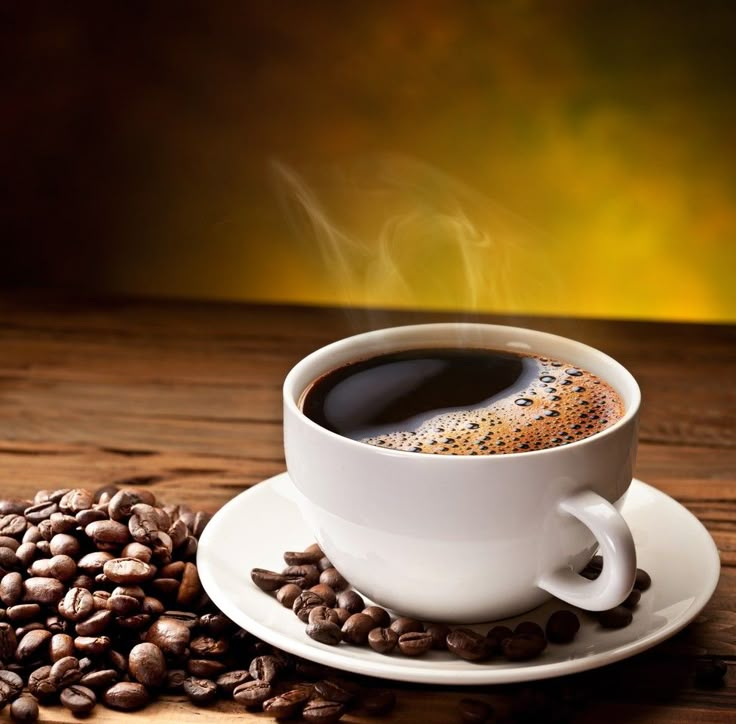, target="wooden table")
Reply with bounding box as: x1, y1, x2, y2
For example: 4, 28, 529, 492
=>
0, 294, 733, 722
